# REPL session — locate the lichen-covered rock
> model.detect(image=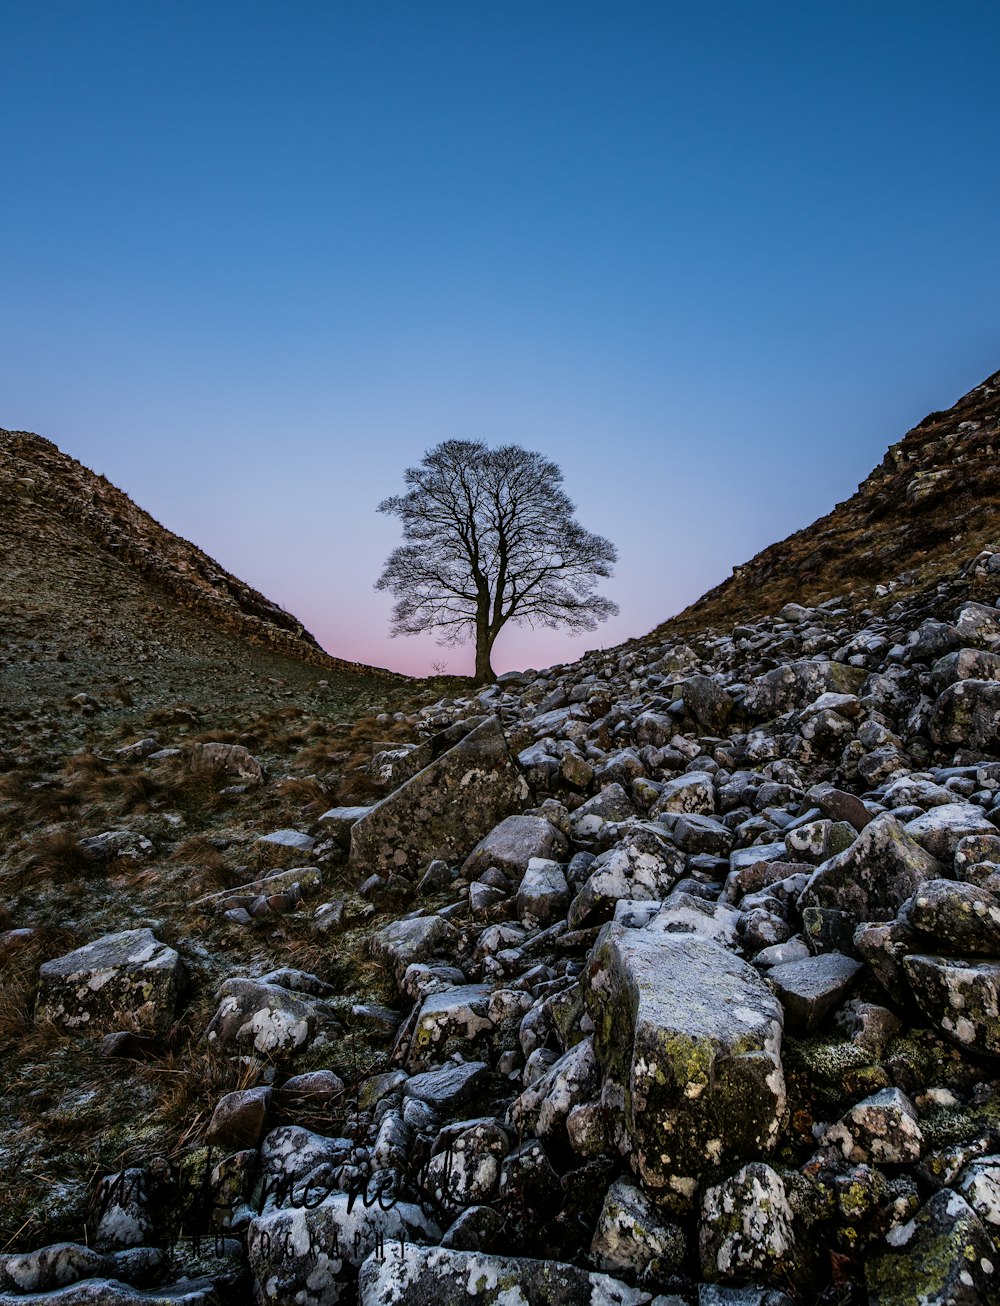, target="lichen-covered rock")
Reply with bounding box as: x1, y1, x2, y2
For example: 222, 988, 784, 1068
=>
357, 1244, 650, 1305
743, 660, 866, 719
568, 784, 637, 844
36, 929, 184, 1033
904, 804, 998, 862
0, 1277, 221, 1304
425, 1120, 511, 1210
407, 984, 493, 1069
650, 770, 716, 817
865, 1189, 997, 1305
77, 831, 153, 862
349, 718, 531, 880
903, 955, 1000, 1054
823, 1087, 924, 1163
955, 1154, 1000, 1239
249, 1193, 440, 1306
930, 679, 1000, 755
798, 815, 942, 923
568, 829, 683, 929
205, 976, 340, 1055
590, 1177, 686, 1276
508, 1037, 600, 1141
583, 925, 785, 1191
0, 1244, 164, 1295
461, 815, 568, 881
900, 879, 1000, 955
699, 1164, 799, 1283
